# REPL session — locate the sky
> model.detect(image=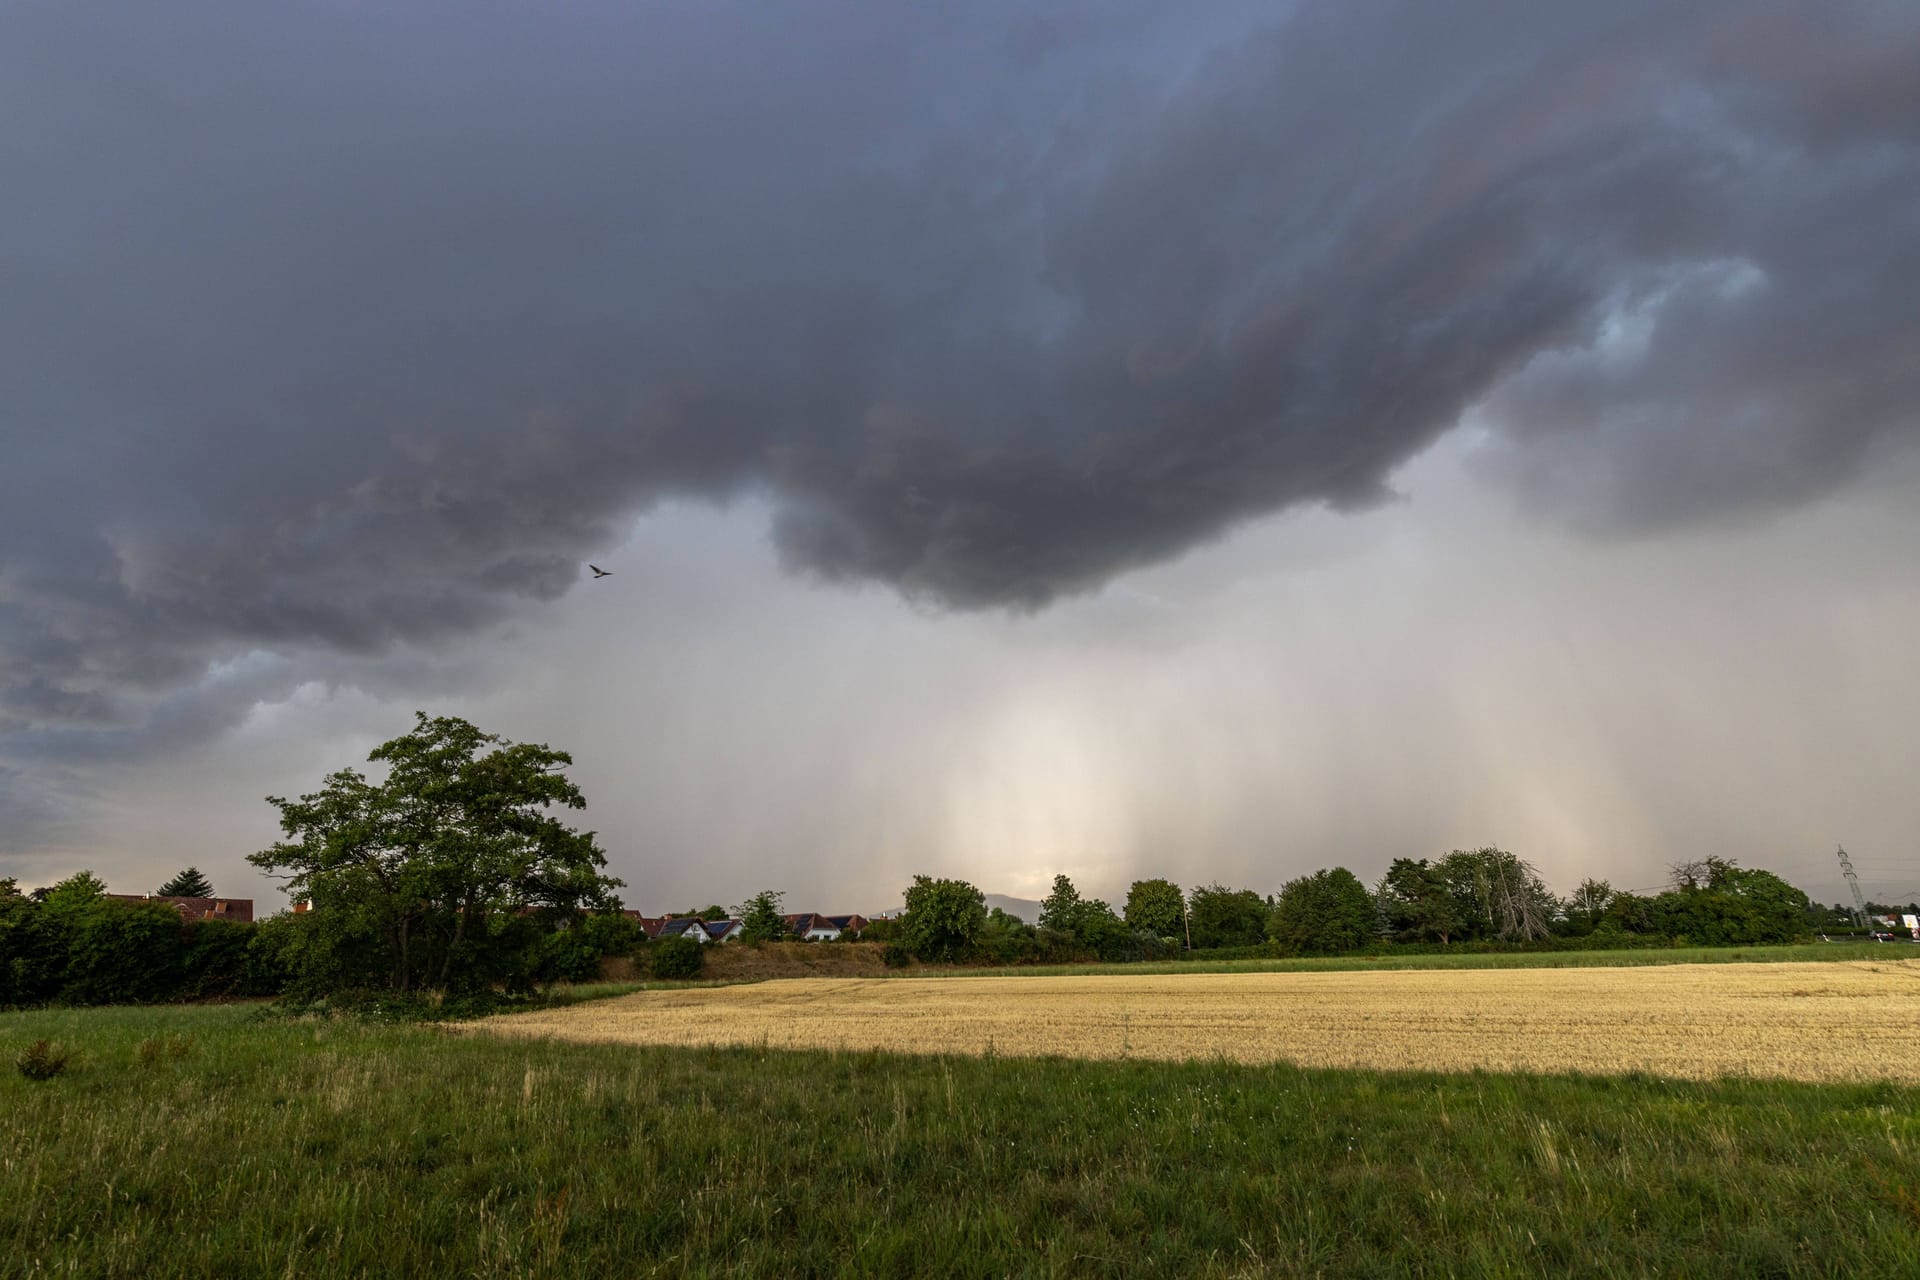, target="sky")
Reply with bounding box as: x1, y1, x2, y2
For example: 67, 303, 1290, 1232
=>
3, 1, 1918, 914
